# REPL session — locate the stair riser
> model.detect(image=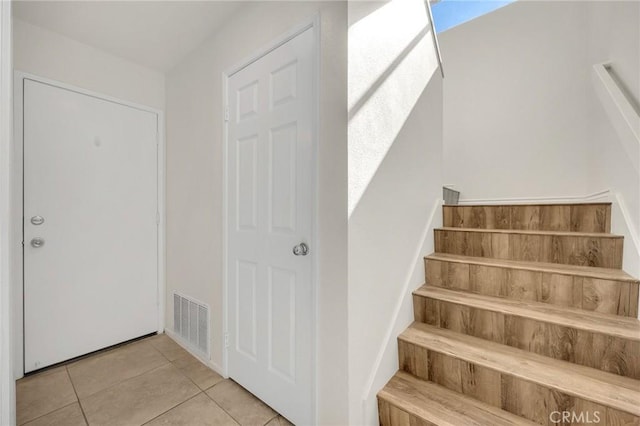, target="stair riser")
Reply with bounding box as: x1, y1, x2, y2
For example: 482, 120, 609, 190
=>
378, 399, 436, 426
398, 339, 639, 425
413, 295, 640, 379
424, 259, 639, 317
443, 204, 611, 233
434, 230, 623, 269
